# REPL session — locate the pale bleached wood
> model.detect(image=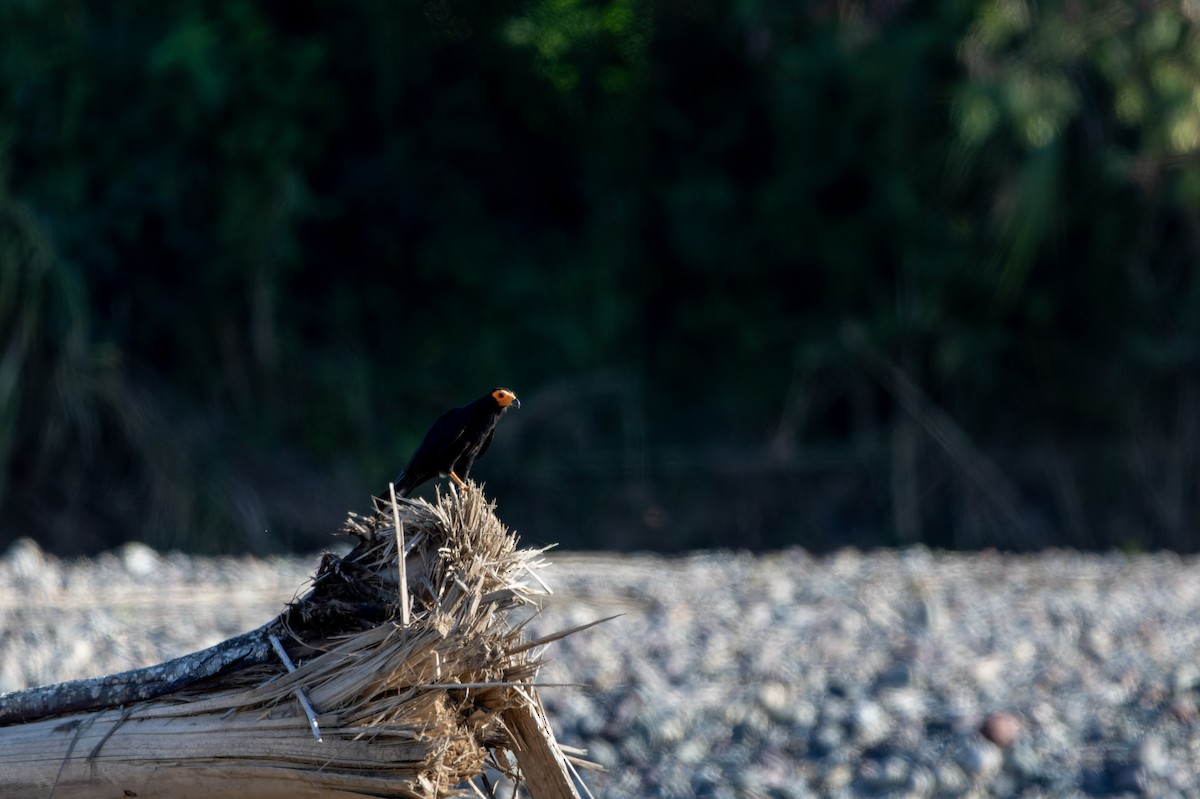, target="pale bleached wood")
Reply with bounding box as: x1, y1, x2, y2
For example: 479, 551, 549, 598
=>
503, 692, 581, 799
268, 632, 323, 741
0, 708, 435, 798
390, 480, 412, 626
